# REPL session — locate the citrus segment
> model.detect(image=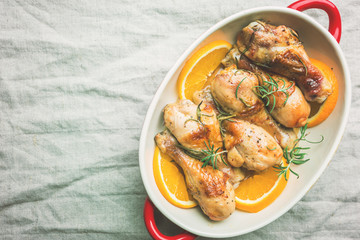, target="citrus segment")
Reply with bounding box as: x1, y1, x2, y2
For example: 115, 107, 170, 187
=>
234, 158, 288, 213
153, 146, 197, 208
307, 58, 339, 128
177, 40, 232, 100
